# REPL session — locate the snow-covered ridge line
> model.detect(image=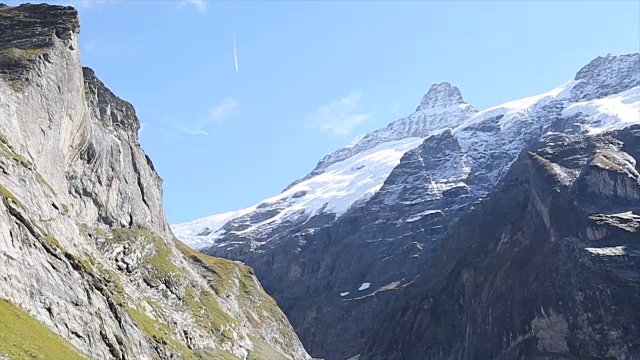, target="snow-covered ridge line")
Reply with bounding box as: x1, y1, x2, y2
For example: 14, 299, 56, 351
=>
172, 137, 424, 245
172, 53, 640, 250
